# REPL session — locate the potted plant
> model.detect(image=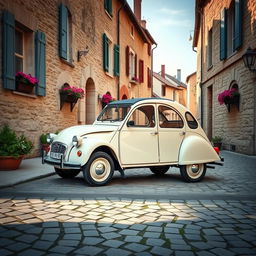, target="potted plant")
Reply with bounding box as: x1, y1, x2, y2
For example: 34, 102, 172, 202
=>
211, 136, 223, 149
40, 133, 50, 153
60, 83, 85, 111
101, 91, 113, 109
15, 72, 38, 93
218, 88, 240, 112
0, 125, 33, 170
